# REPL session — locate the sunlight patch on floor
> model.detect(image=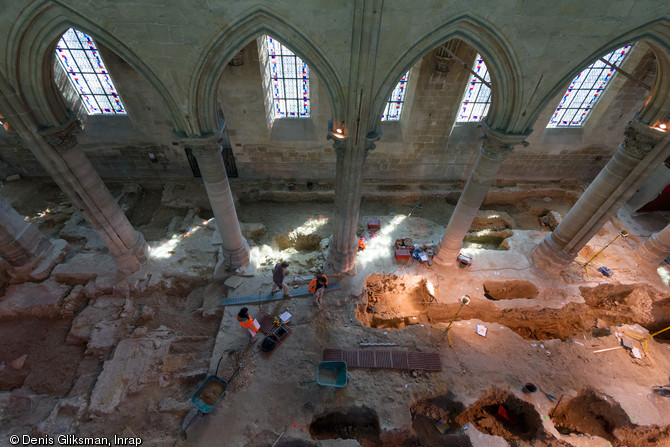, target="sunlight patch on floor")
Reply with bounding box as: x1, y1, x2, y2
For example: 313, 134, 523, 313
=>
357, 214, 407, 268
